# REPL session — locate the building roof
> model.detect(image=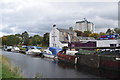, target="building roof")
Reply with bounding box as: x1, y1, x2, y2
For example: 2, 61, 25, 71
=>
56, 28, 79, 42
77, 37, 95, 40
76, 21, 92, 23
56, 28, 95, 42
57, 28, 75, 33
